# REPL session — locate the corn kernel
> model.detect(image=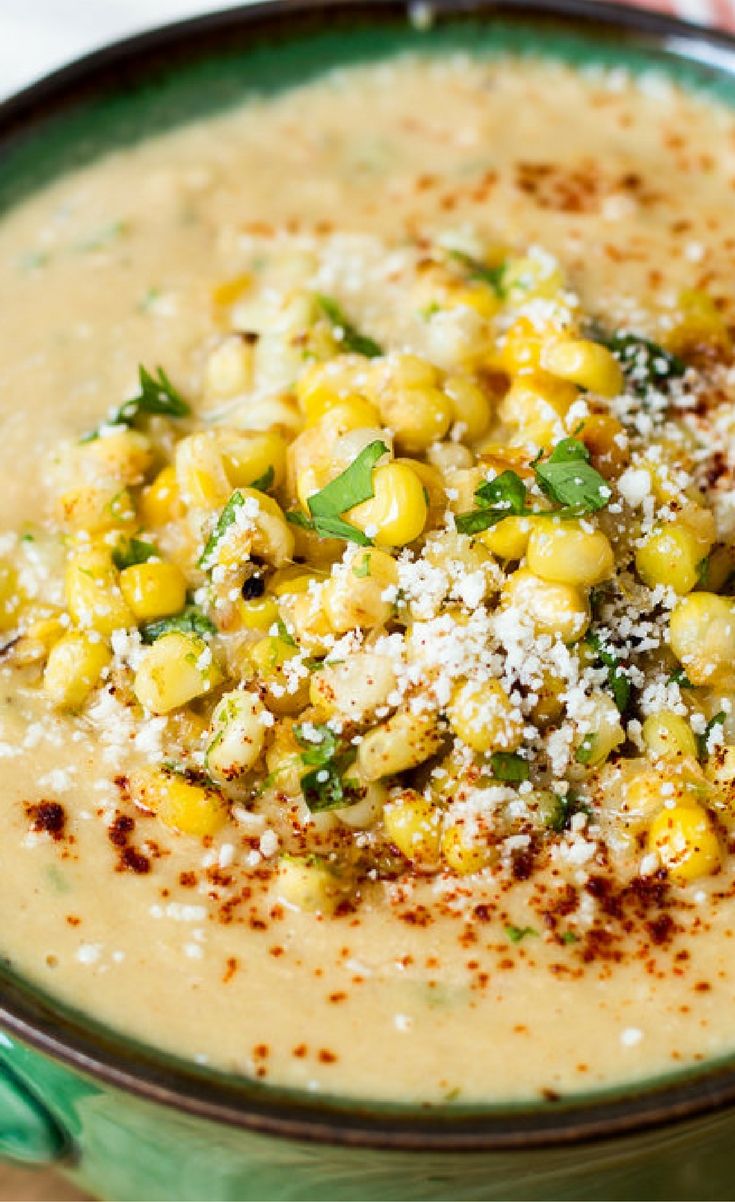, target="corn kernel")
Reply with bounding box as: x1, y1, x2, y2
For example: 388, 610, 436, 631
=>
448, 678, 522, 754
442, 822, 493, 874
527, 519, 614, 587
14, 614, 66, 665
65, 549, 134, 636
499, 374, 577, 449
502, 567, 590, 643
357, 709, 443, 781
377, 386, 452, 453
136, 769, 228, 838
205, 689, 267, 782
57, 485, 136, 534
667, 288, 730, 355
669, 593, 735, 686
541, 339, 624, 398
443, 374, 492, 442
211, 273, 252, 308
648, 803, 721, 882
642, 712, 698, 761
502, 254, 564, 305
295, 355, 371, 418
576, 693, 625, 767
204, 335, 254, 401
383, 790, 442, 868
347, 462, 427, 548
175, 433, 231, 510
82, 428, 153, 485
0, 560, 21, 632
133, 632, 222, 714
119, 561, 187, 622
236, 595, 280, 631
636, 523, 704, 594
139, 466, 183, 527
309, 652, 397, 723
276, 855, 342, 914
306, 395, 381, 431
577, 413, 629, 478
322, 548, 397, 633
218, 430, 288, 491
43, 632, 111, 709
479, 516, 532, 561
